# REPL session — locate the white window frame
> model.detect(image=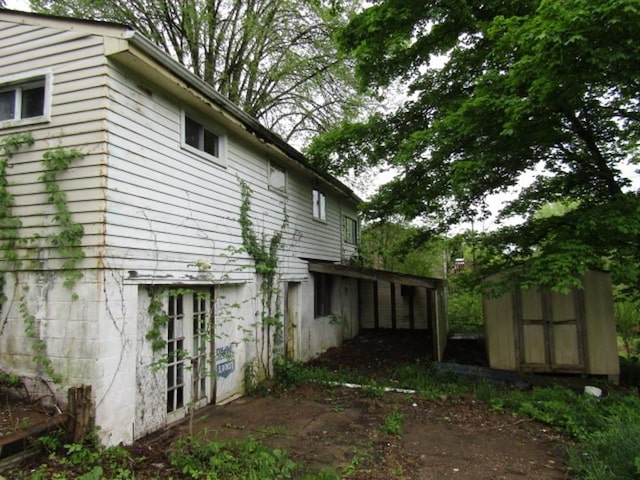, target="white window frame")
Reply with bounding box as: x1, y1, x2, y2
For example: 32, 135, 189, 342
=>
342, 215, 359, 245
180, 110, 227, 167
165, 288, 213, 423
312, 189, 326, 221
268, 161, 287, 194
0, 70, 52, 129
